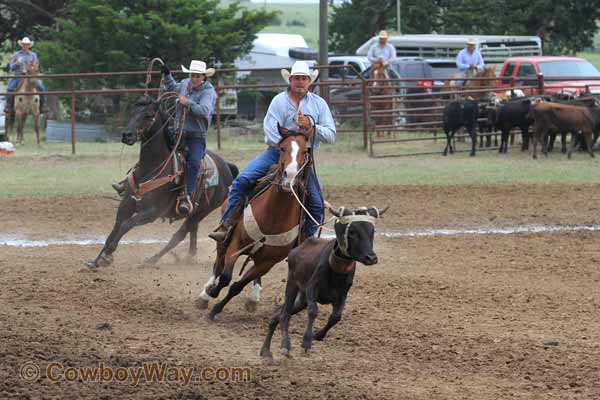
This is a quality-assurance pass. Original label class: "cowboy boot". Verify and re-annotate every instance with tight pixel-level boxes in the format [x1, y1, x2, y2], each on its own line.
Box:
[208, 221, 232, 242]
[112, 181, 126, 196]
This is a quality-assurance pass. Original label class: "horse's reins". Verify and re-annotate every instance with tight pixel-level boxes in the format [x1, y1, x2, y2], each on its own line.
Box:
[287, 115, 336, 232]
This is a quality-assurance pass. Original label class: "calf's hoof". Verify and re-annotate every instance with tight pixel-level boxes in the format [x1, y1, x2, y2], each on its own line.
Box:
[85, 260, 99, 269]
[313, 331, 326, 341]
[281, 348, 290, 358]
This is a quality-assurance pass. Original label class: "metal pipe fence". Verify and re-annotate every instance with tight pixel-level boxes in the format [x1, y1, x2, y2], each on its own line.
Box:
[1, 67, 599, 158]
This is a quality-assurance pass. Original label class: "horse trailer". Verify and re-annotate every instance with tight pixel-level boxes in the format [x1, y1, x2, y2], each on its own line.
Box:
[355, 34, 543, 72]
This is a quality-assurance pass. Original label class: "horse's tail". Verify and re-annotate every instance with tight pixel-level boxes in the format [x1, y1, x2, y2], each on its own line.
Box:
[227, 162, 239, 180]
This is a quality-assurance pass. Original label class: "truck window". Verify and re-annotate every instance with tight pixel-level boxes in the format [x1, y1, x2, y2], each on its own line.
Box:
[517, 63, 537, 86]
[329, 61, 344, 79]
[347, 62, 361, 78]
[501, 63, 516, 84]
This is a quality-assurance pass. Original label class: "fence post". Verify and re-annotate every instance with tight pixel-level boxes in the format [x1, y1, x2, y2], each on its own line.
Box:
[70, 81, 76, 155]
[537, 73, 544, 95]
[362, 80, 369, 149]
[215, 70, 222, 150]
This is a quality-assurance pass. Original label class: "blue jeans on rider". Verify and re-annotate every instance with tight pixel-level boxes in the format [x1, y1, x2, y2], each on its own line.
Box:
[185, 135, 206, 197]
[221, 146, 324, 237]
[6, 79, 46, 107]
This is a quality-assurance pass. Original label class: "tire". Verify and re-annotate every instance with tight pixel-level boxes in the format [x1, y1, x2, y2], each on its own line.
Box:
[288, 47, 318, 60]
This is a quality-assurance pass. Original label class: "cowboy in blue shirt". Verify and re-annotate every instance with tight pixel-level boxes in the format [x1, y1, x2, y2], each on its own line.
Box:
[209, 61, 336, 242]
[455, 38, 485, 86]
[161, 60, 217, 215]
[6, 37, 47, 114]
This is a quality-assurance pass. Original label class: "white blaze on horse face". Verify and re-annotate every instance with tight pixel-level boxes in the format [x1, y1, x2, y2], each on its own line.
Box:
[283, 140, 300, 186]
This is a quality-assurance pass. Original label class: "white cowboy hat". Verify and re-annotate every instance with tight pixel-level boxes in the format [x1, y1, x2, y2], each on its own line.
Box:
[18, 37, 34, 47]
[281, 61, 319, 84]
[466, 38, 476, 46]
[378, 30, 388, 39]
[181, 60, 215, 77]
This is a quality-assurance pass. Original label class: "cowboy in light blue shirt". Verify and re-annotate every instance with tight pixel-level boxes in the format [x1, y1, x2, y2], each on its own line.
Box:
[367, 30, 396, 68]
[162, 60, 217, 215]
[209, 61, 336, 242]
[456, 39, 485, 85]
[6, 37, 46, 113]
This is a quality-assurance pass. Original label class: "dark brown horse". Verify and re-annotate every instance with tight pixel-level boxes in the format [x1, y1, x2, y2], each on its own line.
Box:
[86, 95, 238, 269]
[199, 127, 312, 320]
[370, 63, 396, 138]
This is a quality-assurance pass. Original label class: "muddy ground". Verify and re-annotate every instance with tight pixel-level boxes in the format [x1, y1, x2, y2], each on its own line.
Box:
[1, 184, 600, 399]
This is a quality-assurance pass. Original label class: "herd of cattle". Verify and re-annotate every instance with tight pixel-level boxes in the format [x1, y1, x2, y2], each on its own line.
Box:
[442, 92, 600, 159]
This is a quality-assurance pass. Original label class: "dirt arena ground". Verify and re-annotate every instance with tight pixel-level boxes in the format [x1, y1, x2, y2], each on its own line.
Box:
[2, 184, 600, 399]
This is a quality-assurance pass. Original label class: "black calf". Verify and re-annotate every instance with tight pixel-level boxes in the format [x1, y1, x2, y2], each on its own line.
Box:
[260, 206, 387, 359]
[443, 100, 478, 156]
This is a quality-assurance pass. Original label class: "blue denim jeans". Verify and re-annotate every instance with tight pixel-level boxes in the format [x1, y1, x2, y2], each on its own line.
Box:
[185, 135, 206, 196]
[221, 146, 323, 237]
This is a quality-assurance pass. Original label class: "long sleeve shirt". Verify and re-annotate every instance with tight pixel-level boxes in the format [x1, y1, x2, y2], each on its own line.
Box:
[164, 75, 217, 138]
[9, 50, 38, 77]
[263, 91, 336, 148]
[455, 48, 485, 72]
[367, 43, 396, 65]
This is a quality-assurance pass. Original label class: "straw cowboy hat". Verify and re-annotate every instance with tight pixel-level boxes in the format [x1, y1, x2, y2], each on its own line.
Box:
[18, 37, 34, 47]
[281, 61, 319, 84]
[466, 38, 476, 46]
[181, 60, 215, 77]
[378, 30, 388, 39]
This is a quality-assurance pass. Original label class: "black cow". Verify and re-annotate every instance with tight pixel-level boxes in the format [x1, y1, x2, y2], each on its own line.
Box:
[260, 206, 387, 359]
[489, 98, 534, 153]
[443, 99, 479, 156]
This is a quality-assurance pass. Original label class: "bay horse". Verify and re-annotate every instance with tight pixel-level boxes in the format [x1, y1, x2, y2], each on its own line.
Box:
[11, 62, 41, 145]
[370, 63, 395, 138]
[86, 95, 238, 269]
[199, 127, 312, 320]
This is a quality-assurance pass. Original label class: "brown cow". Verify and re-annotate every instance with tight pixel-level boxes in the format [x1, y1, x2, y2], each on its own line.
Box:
[530, 102, 596, 159]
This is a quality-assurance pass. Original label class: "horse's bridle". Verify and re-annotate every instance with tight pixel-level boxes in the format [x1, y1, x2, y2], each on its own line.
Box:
[274, 126, 312, 189]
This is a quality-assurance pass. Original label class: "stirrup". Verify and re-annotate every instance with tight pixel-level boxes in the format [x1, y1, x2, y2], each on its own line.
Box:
[208, 224, 230, 242]
[176, 195, 194, 216]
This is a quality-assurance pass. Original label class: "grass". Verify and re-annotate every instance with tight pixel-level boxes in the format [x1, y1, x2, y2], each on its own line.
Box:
[2, 132, 600, 198]
[222, 1, 320, 48]
[578, 52, 600, 70]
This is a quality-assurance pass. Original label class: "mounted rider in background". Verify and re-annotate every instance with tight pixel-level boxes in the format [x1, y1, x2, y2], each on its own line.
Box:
[455, 38, 485, 86]
[367, 30, 396, 71]
[208, 60, 336, 242]
[6, 37, 47, 116]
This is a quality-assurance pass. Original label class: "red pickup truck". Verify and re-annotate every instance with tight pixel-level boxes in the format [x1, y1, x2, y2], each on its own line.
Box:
[498, 56, 600, 95]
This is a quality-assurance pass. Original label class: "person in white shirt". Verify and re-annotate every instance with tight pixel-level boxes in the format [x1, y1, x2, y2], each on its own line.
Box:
[455, 38, 485, 86]
[367, 30, 396, 70]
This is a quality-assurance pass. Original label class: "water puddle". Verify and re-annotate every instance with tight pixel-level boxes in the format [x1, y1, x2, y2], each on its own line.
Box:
[2, 224, 600, 248]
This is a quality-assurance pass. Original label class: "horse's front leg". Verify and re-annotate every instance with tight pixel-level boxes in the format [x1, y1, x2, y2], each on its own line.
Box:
[87, 202, 158, 269]
[34, 112, 40, 145]
[207, 259, 273, 321]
